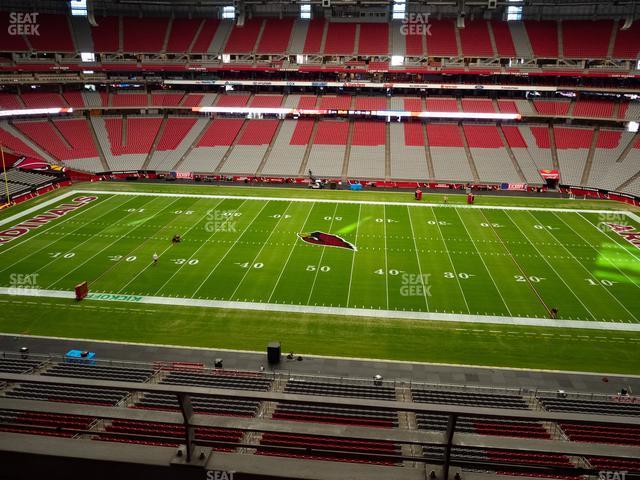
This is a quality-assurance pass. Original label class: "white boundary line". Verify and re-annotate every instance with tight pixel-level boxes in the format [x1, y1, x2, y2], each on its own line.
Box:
[66, 189, 640, 217]
[3, 286, 640, 332]
[0, 190, 77, 227]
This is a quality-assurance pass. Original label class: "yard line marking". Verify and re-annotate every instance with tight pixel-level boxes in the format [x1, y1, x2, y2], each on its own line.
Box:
[5, 286, 640, 332]
[69, 189, 636, 216]
[267, 203, 315, 303]
[0, 193, 120, 262]
[382, 204, 390, 310]
[407, 206, 429, 310]
[306, 203, 339, 305]
[453, 208, 512, 316]
[477, 208, 551, 317]
[26, 196, 155, 277]
[230, 201, 294, 301]
[119, 198, 226, 294]
[528, 211, 638, 323]
[503, 210, 597, 321]
[47, 197, 182, 289]
[577, 212, 640, 263]
[554, 212, 640, 291]
[191, 201, 268, 299]
[151, 199, 233, 295]
[346, 204, 362, 308]
[430, 207, 470, 314]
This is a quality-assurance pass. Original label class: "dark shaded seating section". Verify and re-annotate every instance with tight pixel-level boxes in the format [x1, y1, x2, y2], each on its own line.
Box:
[587, 457, 640, 475]
[132, 369, 271, 417]
[0, 409, 94, 438]
[538, 396, 640, 416]
[273, 402, 398, 428]
[412, 388, 530, 409]
[559, 422, 640, 445]
[94, 419, 243, 451]
[425, 446, 576, 479]
[416, 413, 549, 438]
[284, 379, 396, 400]
[161, 370, 272, 391]
[134, 392, 260, 417]
[5, 382, 130, 405]
[43, 363, 154, 383]
[0, 357, 43, 374]
[257, 432, 402, 466]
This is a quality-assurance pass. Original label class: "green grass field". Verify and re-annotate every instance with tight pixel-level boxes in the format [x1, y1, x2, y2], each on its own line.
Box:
[1, 183, 639, 373]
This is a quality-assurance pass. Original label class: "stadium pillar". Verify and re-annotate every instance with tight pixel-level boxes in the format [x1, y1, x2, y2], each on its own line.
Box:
[442, 414, 458, 480]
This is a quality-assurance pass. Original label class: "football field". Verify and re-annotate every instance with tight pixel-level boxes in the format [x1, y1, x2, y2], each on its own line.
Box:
[1, 188, 639, 327]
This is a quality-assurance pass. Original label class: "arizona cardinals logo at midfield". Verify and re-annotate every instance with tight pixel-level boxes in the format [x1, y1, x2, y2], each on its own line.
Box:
[297, 231, 357, 251]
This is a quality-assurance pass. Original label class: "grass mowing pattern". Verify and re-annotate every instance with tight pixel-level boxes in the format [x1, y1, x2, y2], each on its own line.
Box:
[1, 191, 639, 323]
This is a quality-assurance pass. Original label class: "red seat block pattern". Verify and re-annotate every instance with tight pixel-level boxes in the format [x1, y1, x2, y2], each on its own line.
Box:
[562, 20, 612, 59]
[358, 23, 389, 55]
[426, 124, 464, 147]
[190, 20, 219, 53]
[256, 19, 293, 54]
[313, 122, 349, 145]
[166, 19, 202, 53]
[459, 21, 493, 57]
[236, 120, 279, 145]
[351, 121, 385, 146]
[303, 20, 324, 54]
[91, 16, 120, 52]
[122, 17, 169, 52]
[224, 19, 262, 54]
[491, 21, 516, 57]
[463, 125, 503, 148]
[324, 23, 356, 55]
[289, 120, 315, 145]
[197, 118, 244, 147]
[28, 14, 75, 52]
[156, 118, 197, 151]
[525, 21, 558, 58]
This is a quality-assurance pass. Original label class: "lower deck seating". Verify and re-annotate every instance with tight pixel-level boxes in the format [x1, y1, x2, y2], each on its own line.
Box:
[0, 410, 95, 438]
[412, 388, 529, 409]
[43, 363, 153, 383]
[416, 413, 549, 438]
[6, 382, 130, 406]
[95, 419, 243, 451]
[135, 392, 260, 417]
[285, 379, 396, 401]
[538, 396, 640, 416]
[273, 402, 398, 428]
[161, 370, 272, 391]
[0, 357, 43, 374]
[559, 422, 640, 445]
[257, 432, 402, 466]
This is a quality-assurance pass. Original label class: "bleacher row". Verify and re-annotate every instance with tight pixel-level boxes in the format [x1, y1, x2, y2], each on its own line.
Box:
[0, 168, 60, 199]
[3, 113, 639, 193]
[0, 356, 639, 474]
[2, 91, 638, 122]
[1, 14, 639, 60]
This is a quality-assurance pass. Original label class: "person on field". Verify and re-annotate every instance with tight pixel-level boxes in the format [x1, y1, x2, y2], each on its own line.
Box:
[152, 253, 159, 265]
